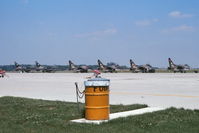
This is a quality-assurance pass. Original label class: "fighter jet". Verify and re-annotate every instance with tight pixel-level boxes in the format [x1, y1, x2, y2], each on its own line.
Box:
[0, 69, 6, 78]
[68, 60, 88, 73]
[129, 59, 155, 73]
[14, 62, 32, 73]
[35, 61, 55, 72]
[97, 59, 118, 73]
[168, 58, 190, 73]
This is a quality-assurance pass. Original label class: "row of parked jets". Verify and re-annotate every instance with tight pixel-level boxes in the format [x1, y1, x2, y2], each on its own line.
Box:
[9, 58, 197, 74]
[0, 58, 196, 78]
[69, 58, 196, 73]
[14, 61, 55, 73]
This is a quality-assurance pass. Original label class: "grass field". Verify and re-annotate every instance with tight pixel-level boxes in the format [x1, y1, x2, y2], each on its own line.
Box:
[0, 97, 199, 133]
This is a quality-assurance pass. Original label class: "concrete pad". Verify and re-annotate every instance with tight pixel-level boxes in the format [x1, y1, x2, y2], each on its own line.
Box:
[0, 73, 199, 109]
[70, 107, 165, 124]
[71, 118, 108, 124]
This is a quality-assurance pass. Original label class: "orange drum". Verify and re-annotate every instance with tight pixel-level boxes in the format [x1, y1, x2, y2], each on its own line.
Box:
[84, 78, 110, 120]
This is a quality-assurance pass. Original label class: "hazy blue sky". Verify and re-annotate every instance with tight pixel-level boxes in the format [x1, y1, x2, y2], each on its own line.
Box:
[0, 0, 199, 67]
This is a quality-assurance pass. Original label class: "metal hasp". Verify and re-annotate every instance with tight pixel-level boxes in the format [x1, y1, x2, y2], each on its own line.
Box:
[84, 77, 110, 120]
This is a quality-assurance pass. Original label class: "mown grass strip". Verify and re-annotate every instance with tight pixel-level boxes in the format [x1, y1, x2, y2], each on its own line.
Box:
[0, 96, 198, 133]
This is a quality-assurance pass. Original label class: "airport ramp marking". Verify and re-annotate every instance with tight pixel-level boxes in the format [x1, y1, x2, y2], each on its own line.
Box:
[111, 92, 199, 98]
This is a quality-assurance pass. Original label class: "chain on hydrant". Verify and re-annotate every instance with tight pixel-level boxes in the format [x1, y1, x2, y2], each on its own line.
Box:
[75, 82, 85, 113]
[74, 70, 102, 114]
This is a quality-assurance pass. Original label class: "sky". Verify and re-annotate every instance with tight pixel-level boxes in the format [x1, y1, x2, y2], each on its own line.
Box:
[0, 0, 199, 67]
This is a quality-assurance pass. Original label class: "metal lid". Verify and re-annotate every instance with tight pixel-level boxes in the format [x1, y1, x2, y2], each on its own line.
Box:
[87, 77, 110, 81]
[84, 77, 110, 86]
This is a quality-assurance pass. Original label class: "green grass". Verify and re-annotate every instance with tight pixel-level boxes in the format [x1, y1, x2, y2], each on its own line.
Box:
[0, 96, 199, 133]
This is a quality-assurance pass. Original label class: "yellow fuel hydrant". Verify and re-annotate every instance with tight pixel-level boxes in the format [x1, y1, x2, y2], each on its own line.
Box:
[84, 74, 110, 120]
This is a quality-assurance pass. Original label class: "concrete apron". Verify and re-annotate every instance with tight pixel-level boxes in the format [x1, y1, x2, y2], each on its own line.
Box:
[70, 107, 166, 124]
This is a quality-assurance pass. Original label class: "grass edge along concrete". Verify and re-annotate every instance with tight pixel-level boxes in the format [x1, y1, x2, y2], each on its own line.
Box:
[0, 96, 199, 133]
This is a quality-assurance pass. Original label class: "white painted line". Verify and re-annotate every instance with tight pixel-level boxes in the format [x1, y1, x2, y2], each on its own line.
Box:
[70, 107, 165, 124]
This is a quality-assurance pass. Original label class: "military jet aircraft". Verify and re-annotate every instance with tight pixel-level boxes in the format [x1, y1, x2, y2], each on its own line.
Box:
[14, 62, 32, 73]
[97, 59, 118, 73]
[129, 59, 155, 73]
[35, 61, 55, 72]
[0, 69, 6, 78]
[68, 60, 88, 73]
[168, 58, 190, 73]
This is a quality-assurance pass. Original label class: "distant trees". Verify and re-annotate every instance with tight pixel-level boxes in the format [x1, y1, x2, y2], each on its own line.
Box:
[0, 65, 15, 71]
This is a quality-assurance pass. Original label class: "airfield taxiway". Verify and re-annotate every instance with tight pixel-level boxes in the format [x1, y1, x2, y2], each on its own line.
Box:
[0, 73, 199, 109]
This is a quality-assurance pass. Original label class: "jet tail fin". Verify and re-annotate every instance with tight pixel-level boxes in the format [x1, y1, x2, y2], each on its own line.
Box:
[68, 60, 76, 70]
[168, 58, 175, 68]
[35, 61, 41, 67]
[97, 59, 105, 70]
[14, 62, 20, 67]
[130, 59, 137, 69]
